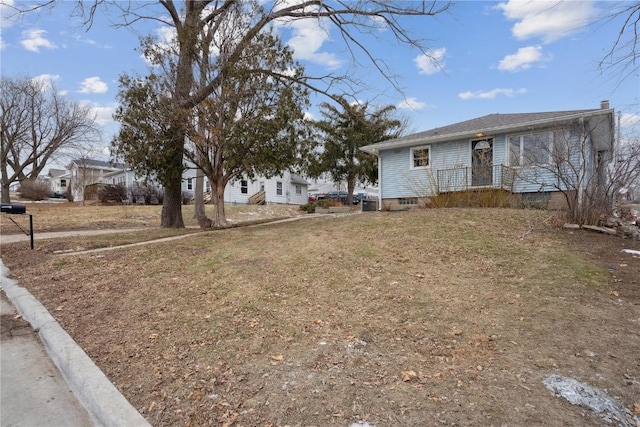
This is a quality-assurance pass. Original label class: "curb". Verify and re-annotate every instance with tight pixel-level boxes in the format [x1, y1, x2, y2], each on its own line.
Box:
[0, 261, 150, 427]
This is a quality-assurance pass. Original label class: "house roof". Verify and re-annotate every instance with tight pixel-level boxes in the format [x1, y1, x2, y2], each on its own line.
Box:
[47, 168, 67, 178]
[290, 174, 310, 185]
[68, 158, 128, 170]
[361, 108, 613, 154]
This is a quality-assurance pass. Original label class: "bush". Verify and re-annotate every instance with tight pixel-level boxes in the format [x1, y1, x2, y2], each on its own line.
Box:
[316, 198, 340, 208]
[299, 203, 316, 213]
[182, 191, 194, 205]
[98, 184, 127, 204]
[18, 179, 50, 201]
[131, 184, 162, 204]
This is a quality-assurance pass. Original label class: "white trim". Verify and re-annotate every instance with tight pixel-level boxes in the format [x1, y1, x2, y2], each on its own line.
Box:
[410, 145, 431, 170]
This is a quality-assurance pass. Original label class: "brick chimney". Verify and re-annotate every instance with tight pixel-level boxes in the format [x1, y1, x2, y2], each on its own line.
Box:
[601, 100, 610, 109]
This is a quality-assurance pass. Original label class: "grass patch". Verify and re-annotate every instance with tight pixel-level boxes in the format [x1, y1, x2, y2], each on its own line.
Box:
[1, 208, 638, 426]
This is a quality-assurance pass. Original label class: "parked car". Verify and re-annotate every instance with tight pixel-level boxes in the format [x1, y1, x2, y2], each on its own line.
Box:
[326, 190, 349, 204]
[353, 192, 369, 204]
[49, 191, 67, 199]
[308, 193, 326, 203]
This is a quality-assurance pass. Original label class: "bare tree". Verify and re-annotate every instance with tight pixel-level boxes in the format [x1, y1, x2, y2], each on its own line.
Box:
[598, 1, 640, 87]
[0, 76, 100, 203]
[513, 114, 640, 225]
[11, 0, 450, 226]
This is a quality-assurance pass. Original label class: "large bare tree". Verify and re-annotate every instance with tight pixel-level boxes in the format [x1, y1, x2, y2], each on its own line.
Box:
[9, 0, 451, 226]
[0, 76, 100, 203]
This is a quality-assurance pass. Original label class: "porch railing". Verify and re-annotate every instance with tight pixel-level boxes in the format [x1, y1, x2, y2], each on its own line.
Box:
[436, 164, 516, 193]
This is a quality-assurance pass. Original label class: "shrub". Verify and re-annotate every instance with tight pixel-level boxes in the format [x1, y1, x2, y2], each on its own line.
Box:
[182, 191, 194, 205]
[98, 184, 127, 204]
[131, 184, 162, 204]
[18, 179, 50, 201]
[316, 198, 340, 208]
[299, 203, 316, 213]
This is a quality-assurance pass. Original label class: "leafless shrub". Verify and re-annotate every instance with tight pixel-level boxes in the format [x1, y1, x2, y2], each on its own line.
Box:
[18, 179, 50, 201]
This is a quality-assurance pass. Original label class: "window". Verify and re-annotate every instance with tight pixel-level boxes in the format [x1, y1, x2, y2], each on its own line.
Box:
[411, 146, 430, 169]
[205, 179, 210, 192]
[276, 181, 283, 195]
[241, 180, 248, 194]
[60, 179, 67, 188]
[187, 178, 193, 190]
[508, 131, 552, 166]
[295, 184, 302, 195]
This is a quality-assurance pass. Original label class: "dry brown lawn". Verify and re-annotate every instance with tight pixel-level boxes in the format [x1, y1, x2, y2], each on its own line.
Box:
[1, 206, 639, 426]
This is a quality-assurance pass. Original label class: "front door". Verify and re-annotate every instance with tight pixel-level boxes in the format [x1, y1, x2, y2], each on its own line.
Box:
[472, 138, 493, 186]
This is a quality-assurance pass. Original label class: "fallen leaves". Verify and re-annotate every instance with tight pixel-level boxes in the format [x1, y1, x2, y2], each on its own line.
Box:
[401, 370, 417, 382]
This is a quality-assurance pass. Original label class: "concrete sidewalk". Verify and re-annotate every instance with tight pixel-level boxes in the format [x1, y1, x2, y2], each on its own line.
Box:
[1, 261, 150, 427]
[1, 293, 93, 426]
[0, 228, 149, 245]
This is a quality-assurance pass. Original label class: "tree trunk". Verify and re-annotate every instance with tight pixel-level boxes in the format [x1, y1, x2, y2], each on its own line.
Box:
[211, 180, 229, 228]
[193, 168, 211, 228]
[346, 178, 355, 205]
[1, 181, 10, 203]
[161, 180, 185, 228]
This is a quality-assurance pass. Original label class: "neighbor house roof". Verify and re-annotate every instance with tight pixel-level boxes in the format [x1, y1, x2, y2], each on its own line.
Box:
[361, 108, 613, 154]
[47, 168, 68, 178]
[68, 159, 128, 170]
[290, 174, 310, 185]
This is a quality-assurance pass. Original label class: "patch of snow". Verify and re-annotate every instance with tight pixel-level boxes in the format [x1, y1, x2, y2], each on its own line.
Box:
[622, 249, 640, 256]
[350, 423, 375, 427]
[543, 374, 639, 427]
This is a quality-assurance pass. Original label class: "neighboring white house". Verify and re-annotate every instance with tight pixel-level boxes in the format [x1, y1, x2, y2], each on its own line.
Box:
[46, 168, 71, 195]
[67, 159, 127, 201]
[182, 167, 309, 205]
[59, 158, 310, 205]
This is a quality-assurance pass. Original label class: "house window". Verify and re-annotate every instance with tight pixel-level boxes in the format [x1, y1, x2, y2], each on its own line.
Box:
[410, 146, 430, 169]
[295, 184, 302, 195]
[276, 181, 283, 196]
[399, 198, 418, 205]
[241, 180, 248, 194]
[187, 178, 193, 190]
[60, 179, 67, 188]
[508, 131, 552, 166]
[205, 180, 210, 192]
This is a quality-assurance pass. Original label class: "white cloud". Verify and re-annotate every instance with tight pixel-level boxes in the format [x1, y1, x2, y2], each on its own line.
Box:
[498, 45, 551, 72]
[79, 77, 108, 94]
[414, 48, 446, 75]
[21, 29, 57, 52]
[91, 104, 117, 126]
[458, 88, 527, 100]
[272, 0, 341, 69]
[497, 0, 599, 43]
[396, 97, 431, 111]
[31, 74, 60, 90]
[303, 111, 316, 121]
[285, 19, 341, 69]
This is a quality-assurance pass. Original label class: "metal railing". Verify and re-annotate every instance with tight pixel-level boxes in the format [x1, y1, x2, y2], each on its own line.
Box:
[436, 165, 516, 193]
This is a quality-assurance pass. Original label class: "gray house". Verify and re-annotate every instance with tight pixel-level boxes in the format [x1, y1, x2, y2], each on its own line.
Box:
[361, 102, 615, 210]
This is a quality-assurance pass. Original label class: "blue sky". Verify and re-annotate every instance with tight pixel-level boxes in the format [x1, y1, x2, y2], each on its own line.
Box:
[1, 0, 639, 166]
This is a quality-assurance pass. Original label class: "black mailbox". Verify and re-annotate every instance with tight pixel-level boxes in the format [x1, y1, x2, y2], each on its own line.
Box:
[1, 203, 27, 214]
[1, 203, 33, 249]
